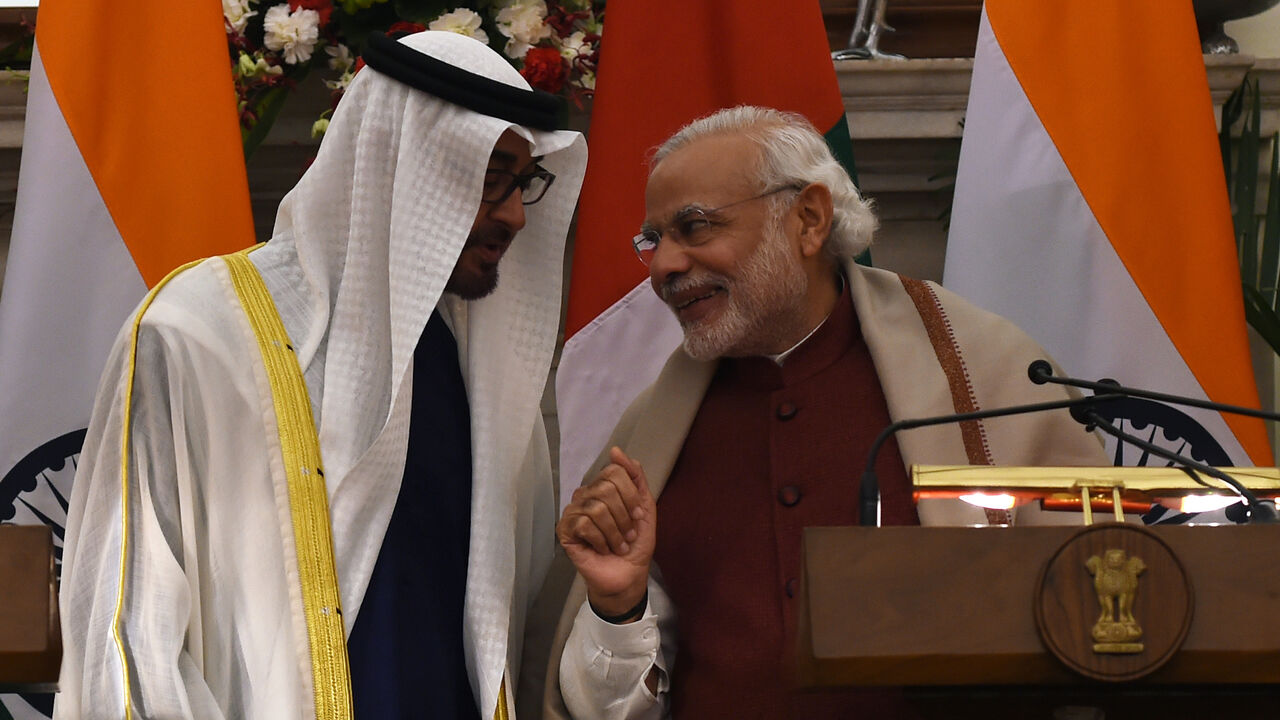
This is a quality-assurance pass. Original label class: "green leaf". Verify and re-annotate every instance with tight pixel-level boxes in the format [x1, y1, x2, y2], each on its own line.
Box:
[1236, 79, 1261, 285]
[1259, 133, 1280, 307]
[331, 3, 403, 53]
[1242, 283, 1280, 356]
[1221, 79, 1245, 190]
[242, 85, 291, 161]
[1264, 132, 1280, 309]
[393, 0, 455, 23]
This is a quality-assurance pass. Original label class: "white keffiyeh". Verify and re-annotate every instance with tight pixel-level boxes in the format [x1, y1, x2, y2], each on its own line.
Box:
[252, 30, 586, 716]
[57, 31, 585, 720]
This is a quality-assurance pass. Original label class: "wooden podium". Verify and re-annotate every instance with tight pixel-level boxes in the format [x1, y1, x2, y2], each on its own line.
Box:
[798, 524, 1280, 717]
[797, 466, 1280, 717]
[0, 524, 61, 693]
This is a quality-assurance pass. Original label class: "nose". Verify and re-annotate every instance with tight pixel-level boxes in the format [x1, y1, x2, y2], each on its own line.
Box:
[488, 186, 527, 233]
[647, 235, 693, 291]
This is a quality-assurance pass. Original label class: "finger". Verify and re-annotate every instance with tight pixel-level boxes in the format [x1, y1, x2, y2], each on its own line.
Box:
[560, 514, 615, 556]
[610, 447, 654, 510]
[581, 496, 633, 553]
[563, 480, 634, 554]
[574, 464, 642, 536]
[575, 460, 643, 508]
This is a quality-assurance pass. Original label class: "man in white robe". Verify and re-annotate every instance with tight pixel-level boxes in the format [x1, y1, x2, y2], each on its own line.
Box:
[540, 107, 1107, 719]
[55, 31, 586, 720]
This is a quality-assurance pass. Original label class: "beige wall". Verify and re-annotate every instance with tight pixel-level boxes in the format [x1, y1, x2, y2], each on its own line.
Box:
[1226, 5, 1280, 58]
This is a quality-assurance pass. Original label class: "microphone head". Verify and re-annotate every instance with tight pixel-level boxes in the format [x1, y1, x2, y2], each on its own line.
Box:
[1028, 359, 1053, 384]
[1069, 404, 1098, 429]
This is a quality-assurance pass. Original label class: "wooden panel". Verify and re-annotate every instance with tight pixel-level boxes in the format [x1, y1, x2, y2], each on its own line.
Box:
[798, 524, 1280, 688]
[0, 524, 61, 687]
[798, 525, 1077, 686]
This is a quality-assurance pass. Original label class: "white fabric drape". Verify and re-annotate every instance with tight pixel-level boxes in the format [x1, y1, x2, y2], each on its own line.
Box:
[57, 31, 586, 720]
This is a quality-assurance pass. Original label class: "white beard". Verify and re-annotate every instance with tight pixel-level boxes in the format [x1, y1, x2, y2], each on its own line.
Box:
[671, 224, 809, 361]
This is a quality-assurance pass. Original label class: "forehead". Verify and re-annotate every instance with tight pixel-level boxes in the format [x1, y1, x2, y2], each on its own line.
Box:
[488, 129, 535, 169]
[644, 132, 761, 221]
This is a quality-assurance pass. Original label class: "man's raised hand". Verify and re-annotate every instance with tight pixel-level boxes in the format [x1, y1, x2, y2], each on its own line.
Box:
[556, 446, 656, 617]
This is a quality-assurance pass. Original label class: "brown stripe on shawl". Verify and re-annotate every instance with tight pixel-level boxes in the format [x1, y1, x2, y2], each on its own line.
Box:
[898, 277, 1008, 523]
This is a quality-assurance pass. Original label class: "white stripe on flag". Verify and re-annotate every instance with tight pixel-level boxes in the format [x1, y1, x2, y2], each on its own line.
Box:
[555, 280, 682, 510]
[943, 10, 1249, 465]
[0, 45, 145, 478]
[0, 46, 145, 720]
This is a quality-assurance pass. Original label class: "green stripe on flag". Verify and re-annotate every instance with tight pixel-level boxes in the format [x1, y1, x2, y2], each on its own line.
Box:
[824, 114, 859, 187]
[824, 115, 872, 266]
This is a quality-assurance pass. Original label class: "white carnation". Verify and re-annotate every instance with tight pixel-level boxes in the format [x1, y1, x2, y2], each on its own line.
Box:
[429, 8, 490, 45]
[494, 0, 551, 59]
[222, 0, 257, 34]
[324, 71, 354, 92]
[263, 4, 321, 65]
[326, 43, 355, 73]
[557, 30, 592, 62]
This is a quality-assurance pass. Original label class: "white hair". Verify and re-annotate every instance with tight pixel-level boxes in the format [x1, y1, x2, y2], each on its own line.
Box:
[651, 105, 877, 259]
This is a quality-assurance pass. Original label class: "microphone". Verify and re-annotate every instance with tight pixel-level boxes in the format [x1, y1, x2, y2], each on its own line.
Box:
[1028, 359, 1280, 422]
[1028, 360, 1280, 523]
[859, 392, 1123, 527]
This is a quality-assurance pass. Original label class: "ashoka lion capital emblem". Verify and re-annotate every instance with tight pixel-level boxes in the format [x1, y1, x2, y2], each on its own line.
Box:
[1086, 548, 1146, 654]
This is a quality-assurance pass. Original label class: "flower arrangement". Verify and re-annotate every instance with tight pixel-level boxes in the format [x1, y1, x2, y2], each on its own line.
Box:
[224, 0, 603, 157]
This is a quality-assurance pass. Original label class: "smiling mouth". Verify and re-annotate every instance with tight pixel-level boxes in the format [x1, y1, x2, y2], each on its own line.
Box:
[675, 288, 721, 310]
[472, 238, 511, 264]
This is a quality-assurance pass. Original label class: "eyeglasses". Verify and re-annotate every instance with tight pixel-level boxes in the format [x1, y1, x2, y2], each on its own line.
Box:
[482, 165, 557, 206]
[631, 184, 803, 265]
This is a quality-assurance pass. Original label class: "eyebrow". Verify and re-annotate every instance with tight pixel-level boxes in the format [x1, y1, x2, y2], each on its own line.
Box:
[486, 153, 545, 172]
[640, 204, 712, 233]
[489, 149, 518, 165]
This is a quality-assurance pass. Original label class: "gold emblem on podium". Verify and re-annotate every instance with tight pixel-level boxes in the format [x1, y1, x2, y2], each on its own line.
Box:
[1036, 524, 1191, 681]
[1086, 548, 1146, 654]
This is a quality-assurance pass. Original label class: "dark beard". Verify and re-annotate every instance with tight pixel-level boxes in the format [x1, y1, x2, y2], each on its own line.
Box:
[445, 225, 512, 300]
[445, 263, 499, 300]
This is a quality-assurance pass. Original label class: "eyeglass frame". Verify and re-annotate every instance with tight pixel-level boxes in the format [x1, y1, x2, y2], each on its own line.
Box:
[631, 183, 805, 265]
[481, 165, 557, 206]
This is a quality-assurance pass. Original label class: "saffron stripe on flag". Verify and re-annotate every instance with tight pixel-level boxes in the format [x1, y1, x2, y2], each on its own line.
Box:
[944, 2, 1269, 471]
[0, 1, 253, 715]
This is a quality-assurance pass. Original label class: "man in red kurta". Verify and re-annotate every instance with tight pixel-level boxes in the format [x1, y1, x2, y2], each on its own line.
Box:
[543, 106, 1106, 719]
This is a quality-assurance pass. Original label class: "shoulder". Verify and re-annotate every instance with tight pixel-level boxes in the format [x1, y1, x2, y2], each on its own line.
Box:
[612, 349, 713, 444]
[142, 256, 236, 324]
[125, 255, 255, 371]
[845, 261, 1045, 355]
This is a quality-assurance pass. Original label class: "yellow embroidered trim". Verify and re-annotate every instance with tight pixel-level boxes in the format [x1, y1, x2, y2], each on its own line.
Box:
[495, 677, 509, 720]
[223, 250, 353, 718]
[115, 256, 211, 720]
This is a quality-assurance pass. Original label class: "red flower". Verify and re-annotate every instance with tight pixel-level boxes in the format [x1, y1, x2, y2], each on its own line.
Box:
[388, 21, 427, 35]
[289, 0, 334, 27]
[546, 8, 591, 38]
[520, 46, 566, 94]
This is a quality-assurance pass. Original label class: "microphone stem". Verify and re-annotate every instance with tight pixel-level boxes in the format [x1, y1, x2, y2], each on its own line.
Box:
[859, 393, 1123, 527]
[1038, 375, 1280, 422]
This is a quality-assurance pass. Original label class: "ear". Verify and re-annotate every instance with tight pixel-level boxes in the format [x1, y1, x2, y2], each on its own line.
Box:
[792, 183, 834, 259]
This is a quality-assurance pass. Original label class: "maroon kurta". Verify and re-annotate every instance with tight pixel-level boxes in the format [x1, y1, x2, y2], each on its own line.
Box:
[653, 286, 921, 719]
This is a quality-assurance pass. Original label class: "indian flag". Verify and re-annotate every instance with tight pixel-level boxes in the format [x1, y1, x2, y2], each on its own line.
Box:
[943, 1, 1272, 479]
[556, 0, 854, 507]
[0, 2, 252, 717]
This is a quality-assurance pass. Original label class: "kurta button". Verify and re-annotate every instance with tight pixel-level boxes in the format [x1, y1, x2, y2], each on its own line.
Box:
[778, 485, 802, 507]
[785, 578, 798, 598]
[776, 402, 798, 420]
